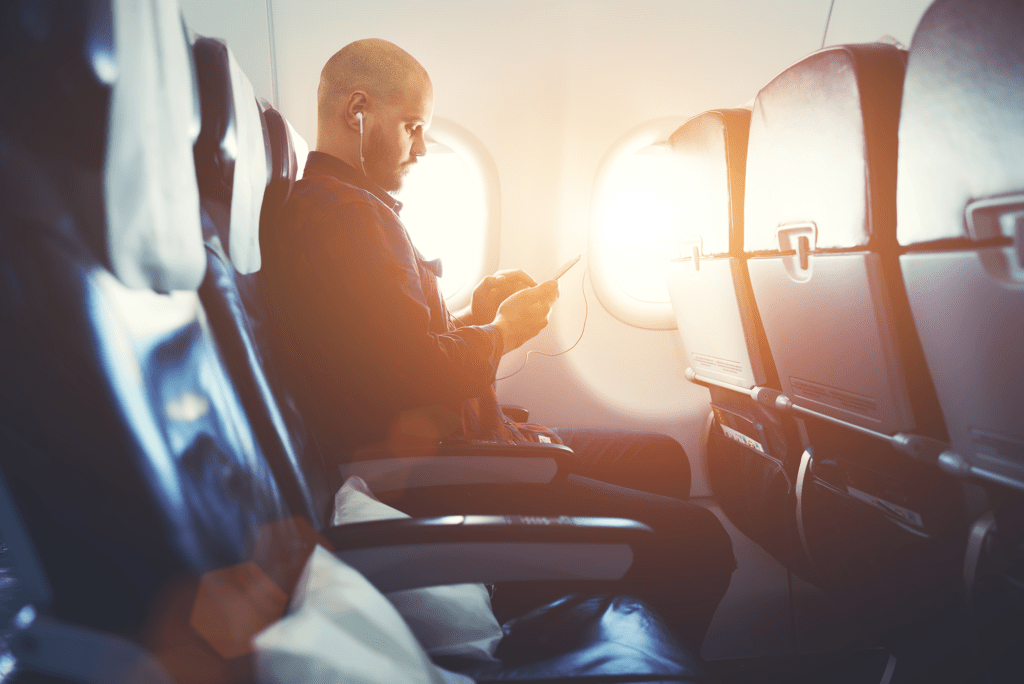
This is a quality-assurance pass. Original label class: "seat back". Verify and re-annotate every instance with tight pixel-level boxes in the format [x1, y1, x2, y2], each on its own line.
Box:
[665, 109, 814, 576]
[260, 102, 302, 233]
[898, 0, 1024, 491]
[744, 44, 924, 435]
[738, 44, 975, 615]
[666, 108, 772, 389]
[0, 0, 309, 655]
[192, 36, 335, 527]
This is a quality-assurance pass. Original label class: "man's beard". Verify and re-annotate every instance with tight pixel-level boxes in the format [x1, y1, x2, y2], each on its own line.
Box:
[364, 127, 412, 193]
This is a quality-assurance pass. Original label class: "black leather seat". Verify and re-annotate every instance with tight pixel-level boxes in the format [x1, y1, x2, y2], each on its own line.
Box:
[192, 35, 334, 527]
[191, 35, 679, 523]
[0, 0, 318, 675]
[186, 35, 713, 684]
[0, 3, 711, 681]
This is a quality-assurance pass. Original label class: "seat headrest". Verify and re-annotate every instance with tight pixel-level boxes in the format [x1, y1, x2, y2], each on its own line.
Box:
[744, 44, 906, 254]
[193, 37, 267, 275]
[259, 103, 297, 240]
[194, 38, 237, 212]
[0, 0, 108, 237]
[669, 108, 751, 257]
[103, 0, 206, 291]
[897, 0, 1024, 246]
[0, 0, 114, 170]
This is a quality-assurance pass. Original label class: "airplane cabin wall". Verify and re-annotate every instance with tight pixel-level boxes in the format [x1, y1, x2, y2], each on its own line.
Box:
[181, 0, 935, 497]
[181, 0, 276, 104]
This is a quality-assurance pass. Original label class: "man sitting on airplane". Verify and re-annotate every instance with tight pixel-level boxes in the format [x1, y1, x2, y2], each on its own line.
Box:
[258, 38, 734, 647]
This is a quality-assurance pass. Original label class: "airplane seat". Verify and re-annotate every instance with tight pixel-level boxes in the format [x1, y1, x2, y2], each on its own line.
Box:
[665, 109, 810, 579]
[0, 4, 711, 682]
[897, 0, 1024, 611]
[258, 103, 300, 233]
[0, 0, 315, 676]
[744, 42, 926, 437]
[897, 0, 1024, 496]
[184, 40, 587, 511]
[188, 36, 573, 523]
[192, 35, 335, 525]
[742, 43, 968, 617]
[180, 33, 714, 684]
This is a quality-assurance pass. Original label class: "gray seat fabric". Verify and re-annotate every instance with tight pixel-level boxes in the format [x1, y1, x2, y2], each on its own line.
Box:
[897, 0, 1024, 492]
[666, 108, 764, 390]
[742, 43, 940, 437]
[665, 109, 811, 579]
[736, 42, 969, 624]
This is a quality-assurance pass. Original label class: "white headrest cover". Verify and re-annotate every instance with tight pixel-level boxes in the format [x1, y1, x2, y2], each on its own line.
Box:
[104, 0, 206, 292]
[227, 49, 268, 275]
[286, 117, 310, 181]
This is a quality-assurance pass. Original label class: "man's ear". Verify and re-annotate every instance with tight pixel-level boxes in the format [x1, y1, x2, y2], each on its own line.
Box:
[345, 91, 369, 131]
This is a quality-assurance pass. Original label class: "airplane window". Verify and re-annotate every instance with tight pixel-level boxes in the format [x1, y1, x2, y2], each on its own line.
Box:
[590, 117, 688, 330]
[596, 144, 688, 302]
[396, 118, 498, 306]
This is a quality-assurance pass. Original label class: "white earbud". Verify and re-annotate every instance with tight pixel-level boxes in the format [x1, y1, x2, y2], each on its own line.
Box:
[356, 111, 366, 176]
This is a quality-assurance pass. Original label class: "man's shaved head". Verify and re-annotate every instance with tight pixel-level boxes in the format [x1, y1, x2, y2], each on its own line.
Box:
[317, 38, 430, 129]
[315, 39, 433, 191]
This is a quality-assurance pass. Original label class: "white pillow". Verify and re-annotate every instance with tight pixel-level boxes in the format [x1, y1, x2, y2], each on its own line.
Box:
[254, 545, 473, 684]
[332, 477, 504, 661]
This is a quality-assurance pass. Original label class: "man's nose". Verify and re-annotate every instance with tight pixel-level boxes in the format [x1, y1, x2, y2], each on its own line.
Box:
[411, 133, 427, 158]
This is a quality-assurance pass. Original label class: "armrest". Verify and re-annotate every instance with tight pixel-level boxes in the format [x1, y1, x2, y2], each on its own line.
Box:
[340, 441, 575, 493]
[324, 515, 653, 592]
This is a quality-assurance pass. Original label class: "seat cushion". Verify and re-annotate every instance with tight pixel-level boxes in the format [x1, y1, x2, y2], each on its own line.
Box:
[437, 594, 711, 683]
[255, 545, 473, 684]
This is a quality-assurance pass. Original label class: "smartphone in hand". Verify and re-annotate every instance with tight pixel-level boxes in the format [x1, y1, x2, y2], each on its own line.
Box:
[552, 254, 582, 280]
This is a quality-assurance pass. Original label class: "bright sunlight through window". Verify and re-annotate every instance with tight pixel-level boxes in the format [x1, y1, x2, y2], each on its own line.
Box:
[594, 144, 689, 304]
[589, 117, 689, 329]
[397, 142, 488, 302]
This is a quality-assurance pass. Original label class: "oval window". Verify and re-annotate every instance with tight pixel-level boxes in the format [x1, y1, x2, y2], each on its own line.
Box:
[590, 117, 689, 329]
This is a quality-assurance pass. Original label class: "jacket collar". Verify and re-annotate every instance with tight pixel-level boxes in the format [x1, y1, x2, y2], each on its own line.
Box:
[303, 151, 403, 214]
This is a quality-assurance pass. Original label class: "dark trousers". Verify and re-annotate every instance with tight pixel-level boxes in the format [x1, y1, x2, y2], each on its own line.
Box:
[391, 428, 735, 649]
[551, 427, 693, 500]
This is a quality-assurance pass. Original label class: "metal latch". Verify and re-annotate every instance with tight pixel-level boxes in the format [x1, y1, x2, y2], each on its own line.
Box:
[965, 195, 1024, 280]
[1002, 211, 1024, 270]
[673, 237, 703, 273]
[776, 223, 816, 282]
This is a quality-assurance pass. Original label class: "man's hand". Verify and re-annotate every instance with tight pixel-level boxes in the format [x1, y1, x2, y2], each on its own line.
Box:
[492, 280, 560, 353]
[463, 270, 537, 326]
